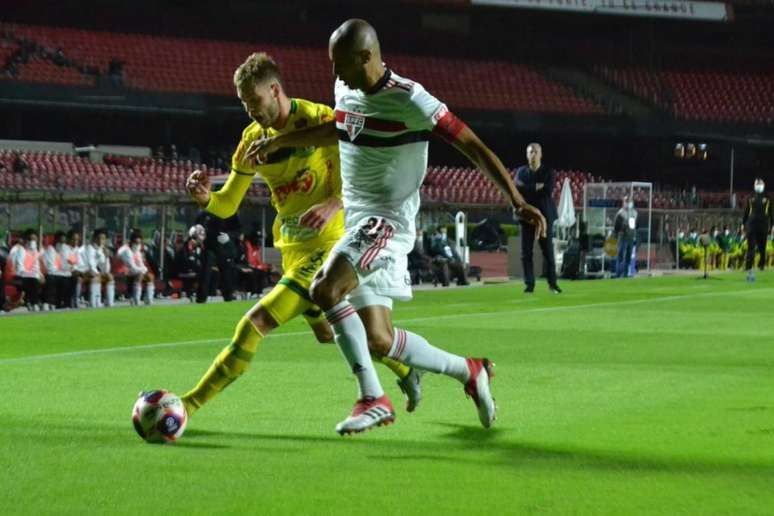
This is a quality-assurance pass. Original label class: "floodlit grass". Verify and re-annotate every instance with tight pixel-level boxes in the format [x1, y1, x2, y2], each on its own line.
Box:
[2, 273, 773, 515]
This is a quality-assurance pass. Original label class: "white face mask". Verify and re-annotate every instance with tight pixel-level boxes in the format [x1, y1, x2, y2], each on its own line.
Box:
[678, 232, 685, 239]
[131, 244, 140, 252]
[724, 229, 730, 236]
[626, 202, 634, 209]
[55, 242, 64, 251]
[690, 232, 698, 239]
[27, 241, 37, 252]
[755, 183, 765, 193]
[713, 230, 719, 237]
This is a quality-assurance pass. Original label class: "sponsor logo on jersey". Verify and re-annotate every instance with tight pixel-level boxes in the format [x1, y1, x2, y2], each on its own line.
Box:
[274, 167, 316, 203]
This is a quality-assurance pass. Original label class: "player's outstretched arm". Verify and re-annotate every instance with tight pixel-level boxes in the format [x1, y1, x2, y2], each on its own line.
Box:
[245, 121, 338, 165]
[299, 196, 343, 231]
[449, 125, 547, 238]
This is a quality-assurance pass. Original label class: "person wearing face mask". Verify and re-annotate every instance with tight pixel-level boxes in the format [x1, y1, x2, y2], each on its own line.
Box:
[613, 196, 638, 278]
[117, 231, 155, 305]
[62, 229, 86, 308]
[175, 224, 206, 300]
[707, 226, 722, 270]
[84, 228, 115, 308]
[742, 178, 773, 281]
[677, 229, 699, 269]
[515, 142, 560, 293]
[41, 231, 72, 310]
[12, 228, 43, 311]
[717, 226, 734, 271]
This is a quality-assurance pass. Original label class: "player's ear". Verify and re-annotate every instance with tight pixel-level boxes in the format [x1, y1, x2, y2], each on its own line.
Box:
[358, 49, 371, 65]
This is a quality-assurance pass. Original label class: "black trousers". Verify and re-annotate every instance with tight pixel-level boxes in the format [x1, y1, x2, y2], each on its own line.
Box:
[20, 277, 42, 306]
[521, 222, 557, 288]
[196, 250, 217, 303]
[44, 275, 70, 308]
[745, 225, 769, 271]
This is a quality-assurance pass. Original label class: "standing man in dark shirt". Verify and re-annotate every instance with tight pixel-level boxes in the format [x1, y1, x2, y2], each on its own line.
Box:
[743, 177, 773, 282]
[515, 143, 560, 293]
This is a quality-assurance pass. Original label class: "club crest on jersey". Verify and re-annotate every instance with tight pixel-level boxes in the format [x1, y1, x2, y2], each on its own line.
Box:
[344, 112, 365, 141]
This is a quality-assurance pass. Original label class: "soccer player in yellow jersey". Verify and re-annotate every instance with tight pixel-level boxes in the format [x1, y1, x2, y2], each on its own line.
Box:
[179, 52, 421, 420]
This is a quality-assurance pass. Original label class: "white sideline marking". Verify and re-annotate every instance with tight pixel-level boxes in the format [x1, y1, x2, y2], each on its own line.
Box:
[0, 287, 770, 366]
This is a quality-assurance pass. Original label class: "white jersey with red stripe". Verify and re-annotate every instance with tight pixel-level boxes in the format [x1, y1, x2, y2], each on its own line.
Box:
[117, 244, 148, 275]
[13, 246, 41, 279]
[42, 245, 70, 277]
[334, 69, 450, 239]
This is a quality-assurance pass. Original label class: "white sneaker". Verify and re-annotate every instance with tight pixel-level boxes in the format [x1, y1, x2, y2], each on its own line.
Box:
[464, 358, 496, 428]
[396, 368, 424, 412]
[335, 395, 395, 435]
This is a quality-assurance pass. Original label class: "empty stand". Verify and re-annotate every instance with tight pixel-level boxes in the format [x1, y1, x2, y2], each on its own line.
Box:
[0, 23, 604, 115]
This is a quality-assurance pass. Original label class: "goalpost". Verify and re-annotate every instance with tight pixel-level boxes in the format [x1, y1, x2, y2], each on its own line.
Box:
[582, 181, 653, 277]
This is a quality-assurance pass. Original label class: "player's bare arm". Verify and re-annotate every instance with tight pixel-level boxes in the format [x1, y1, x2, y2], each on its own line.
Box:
[299, 196, 343, 231]
[450, 124, 547, 238]
[245, 121, 338, 165]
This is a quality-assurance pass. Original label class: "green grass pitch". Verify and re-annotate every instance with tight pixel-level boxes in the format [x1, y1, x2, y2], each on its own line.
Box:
[2, 273, 774, 515]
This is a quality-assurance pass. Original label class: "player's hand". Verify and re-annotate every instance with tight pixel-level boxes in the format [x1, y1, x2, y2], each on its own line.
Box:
[245, 137, 279, 166]
[299, 198, 342, 231]
[518, 204, 547, 239]
[186, 169, 211, 207]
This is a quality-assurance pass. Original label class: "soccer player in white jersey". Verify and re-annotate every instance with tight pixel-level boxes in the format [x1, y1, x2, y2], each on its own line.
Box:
[248, 19, 546, 435]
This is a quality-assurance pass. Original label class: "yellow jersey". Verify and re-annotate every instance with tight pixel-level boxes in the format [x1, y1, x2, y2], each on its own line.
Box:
[206, 98, 344, 251]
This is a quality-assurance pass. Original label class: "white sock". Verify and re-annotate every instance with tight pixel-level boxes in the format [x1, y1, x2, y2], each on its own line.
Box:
[105, 282, 115, 307]
[325, 301, 384, 399]
[89, 281, 101, 308]
[132, 281, 142, 305]
[73, 278, 82, 307]
[389, 327, 469, 383]
[145, 281, 154, 305]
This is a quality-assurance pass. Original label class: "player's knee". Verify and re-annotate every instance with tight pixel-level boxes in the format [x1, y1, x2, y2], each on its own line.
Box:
[310, 276, 342, 309]
[365, 328, 393, 357]
[246, 306, 277, 336]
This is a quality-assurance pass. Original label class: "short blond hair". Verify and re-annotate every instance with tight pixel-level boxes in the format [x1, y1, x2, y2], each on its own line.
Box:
[233, 52, 282, 91]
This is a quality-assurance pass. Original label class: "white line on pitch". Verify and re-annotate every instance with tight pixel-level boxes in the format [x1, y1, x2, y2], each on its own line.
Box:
[0, 287, 770, 365]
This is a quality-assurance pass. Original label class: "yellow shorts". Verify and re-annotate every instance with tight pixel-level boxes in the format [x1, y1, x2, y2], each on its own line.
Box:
[258, 239, 337, 327]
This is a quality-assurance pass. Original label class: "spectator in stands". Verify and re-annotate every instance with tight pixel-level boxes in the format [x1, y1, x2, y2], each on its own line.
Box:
[12, 153, 29, 174]
[41, 231, 71, 309]
[429, 226, 469, 287]
[117, 231, 155, 305]
[108, 58, 124, 87]
[176, 224, 206, 300]
[613, 196, 638, 278]
[63, 229, 86, 308]
[13, 229, 43, 311]
[515, 142, 560, 293]
[743, 178, 773, 282]
[84, 228, 115, 307]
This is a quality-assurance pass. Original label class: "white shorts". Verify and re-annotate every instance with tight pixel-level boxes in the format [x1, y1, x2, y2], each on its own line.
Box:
[330, 216, 414, 309]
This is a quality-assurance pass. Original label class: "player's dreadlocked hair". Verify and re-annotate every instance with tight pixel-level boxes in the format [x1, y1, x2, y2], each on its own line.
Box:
[233, 52, 282, 90]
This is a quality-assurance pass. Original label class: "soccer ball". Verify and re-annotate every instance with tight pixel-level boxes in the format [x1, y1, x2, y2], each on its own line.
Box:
[132, 390, 188, 444]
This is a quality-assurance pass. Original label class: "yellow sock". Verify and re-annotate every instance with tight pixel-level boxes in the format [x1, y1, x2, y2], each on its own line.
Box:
[378, 355, 411, 379]
[182, 317, 263, 416]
